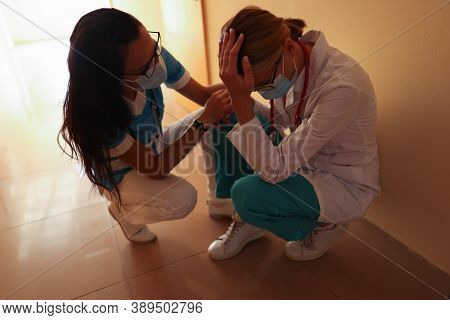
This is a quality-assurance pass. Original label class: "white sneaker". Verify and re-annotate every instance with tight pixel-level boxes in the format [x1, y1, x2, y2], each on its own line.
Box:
[108, 206, 157, 244]
[284, 223, 347, 261]
[207, 197, 234, 219]
[208, 217, 266, 260]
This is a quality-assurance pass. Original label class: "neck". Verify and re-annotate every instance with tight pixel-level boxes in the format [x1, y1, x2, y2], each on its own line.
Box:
[293, 42, 313, 75]
[121, 84, 138, 101]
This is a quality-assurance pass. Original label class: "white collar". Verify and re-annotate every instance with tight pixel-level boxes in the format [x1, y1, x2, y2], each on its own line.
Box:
[299, 30, 329, 80]
[286, 30, 329, 105]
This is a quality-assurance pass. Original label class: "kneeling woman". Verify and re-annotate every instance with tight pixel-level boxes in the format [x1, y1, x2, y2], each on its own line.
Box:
[59, 9, 231, 243]
[208, 6, 380, 261]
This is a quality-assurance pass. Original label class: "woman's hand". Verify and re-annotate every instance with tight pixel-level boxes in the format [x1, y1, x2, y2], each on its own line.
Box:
[219, 29, 254, 97]
[219, 29, 255, 124]
[197, 89, 232, 125]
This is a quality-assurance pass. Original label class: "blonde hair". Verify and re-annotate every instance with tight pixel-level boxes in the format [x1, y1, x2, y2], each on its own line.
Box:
[221, 6, 306, 74]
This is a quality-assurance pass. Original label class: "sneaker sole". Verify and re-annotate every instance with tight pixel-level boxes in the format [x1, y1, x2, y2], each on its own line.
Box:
[108, 209, 157, 245]
[209, 230, 266, 261]
[284, 248, 328, 261]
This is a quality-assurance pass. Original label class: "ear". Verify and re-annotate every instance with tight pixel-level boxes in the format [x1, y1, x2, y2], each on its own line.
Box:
[284, 38, 297, 56]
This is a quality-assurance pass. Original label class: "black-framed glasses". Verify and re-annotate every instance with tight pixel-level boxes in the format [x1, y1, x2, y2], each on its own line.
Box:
[254, 51, 283, 92]
[123, 31, 161, 79]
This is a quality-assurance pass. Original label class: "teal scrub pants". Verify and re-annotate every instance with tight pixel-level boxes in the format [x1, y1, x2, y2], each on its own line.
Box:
[211, 113, 320, 241]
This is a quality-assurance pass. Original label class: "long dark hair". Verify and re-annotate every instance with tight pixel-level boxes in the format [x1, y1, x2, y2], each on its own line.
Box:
[58, 8, 141, 204]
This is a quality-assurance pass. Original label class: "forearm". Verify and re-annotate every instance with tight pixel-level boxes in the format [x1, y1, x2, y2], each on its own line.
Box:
[157, 125, 205, 175]
[230, 95, 255, 125]
[178, 78, 225, 106]
[119, 121, 206, 179]
[226, 117, 292, 184]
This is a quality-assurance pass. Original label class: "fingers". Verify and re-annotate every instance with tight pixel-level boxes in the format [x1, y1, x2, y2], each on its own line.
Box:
[216, 88, 230, 100]
[221, 29, 245, 80]
[219, 32, 228, 70]
[221, 32, 229, 59]
[207, 89, 231, 109]
[211, 88, 230, 102]
[216, 96, 231, 109]
[227, 32, 244, 74]
[242, 56, 255, 90]
[219, 93, 232, 107]
[221, 31, 232, 72]
[218, 28, 252, 97]
[213, 88, 226, 95]
[218, 41, 223, 68]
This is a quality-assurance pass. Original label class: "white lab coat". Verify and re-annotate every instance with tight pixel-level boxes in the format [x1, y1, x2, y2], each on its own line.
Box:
[227, 30, 381, 223]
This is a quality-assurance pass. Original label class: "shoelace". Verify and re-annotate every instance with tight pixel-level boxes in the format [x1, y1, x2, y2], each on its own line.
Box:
[295, 223, 337, 247]
[221, 221, 244, 244]
[296, 231, 315, 247]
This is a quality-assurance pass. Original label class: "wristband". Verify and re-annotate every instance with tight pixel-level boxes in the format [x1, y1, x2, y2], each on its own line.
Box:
[193, 119, 208, 133]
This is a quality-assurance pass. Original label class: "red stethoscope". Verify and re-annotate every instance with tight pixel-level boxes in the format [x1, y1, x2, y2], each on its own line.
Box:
[269, 40, 310, 138]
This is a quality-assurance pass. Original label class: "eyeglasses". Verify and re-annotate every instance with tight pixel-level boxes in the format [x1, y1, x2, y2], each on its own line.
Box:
[254, 51, 283, 92]
[123, 31, 161, 79]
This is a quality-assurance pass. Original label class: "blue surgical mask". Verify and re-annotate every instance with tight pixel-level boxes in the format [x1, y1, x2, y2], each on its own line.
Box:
[258, 53, 297, 100]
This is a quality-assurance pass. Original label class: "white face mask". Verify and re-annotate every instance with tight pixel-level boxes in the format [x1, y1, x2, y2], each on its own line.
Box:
[125, 46, 168, 92]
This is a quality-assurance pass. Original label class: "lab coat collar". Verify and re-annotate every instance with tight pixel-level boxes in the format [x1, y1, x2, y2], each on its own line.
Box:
[277, 30, 329, 131]
[300, 30, 329, 79]
[288, 30, 329, 103]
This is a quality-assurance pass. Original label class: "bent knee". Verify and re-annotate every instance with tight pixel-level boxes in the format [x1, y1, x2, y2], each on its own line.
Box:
[123, 180, 197, 223]
[170, 181, 197, 220]
[231, 175, 263, 217]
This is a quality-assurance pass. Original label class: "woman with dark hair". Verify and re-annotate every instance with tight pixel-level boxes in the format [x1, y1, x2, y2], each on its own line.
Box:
[59, 8, 231, 243]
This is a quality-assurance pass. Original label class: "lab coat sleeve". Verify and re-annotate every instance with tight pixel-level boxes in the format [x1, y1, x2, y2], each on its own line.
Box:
[162, 108, 204, 144]
[227, 86, 359, 184]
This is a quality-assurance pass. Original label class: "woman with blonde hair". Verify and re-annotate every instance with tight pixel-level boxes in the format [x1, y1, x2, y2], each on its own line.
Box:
[207, 6, 380, 261]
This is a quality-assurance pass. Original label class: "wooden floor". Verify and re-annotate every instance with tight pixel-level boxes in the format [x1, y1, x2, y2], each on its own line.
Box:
[0, 86, 448, 299]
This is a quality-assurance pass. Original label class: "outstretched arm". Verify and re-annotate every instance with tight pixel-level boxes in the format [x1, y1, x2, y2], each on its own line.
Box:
[177, 78, 225, 106]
